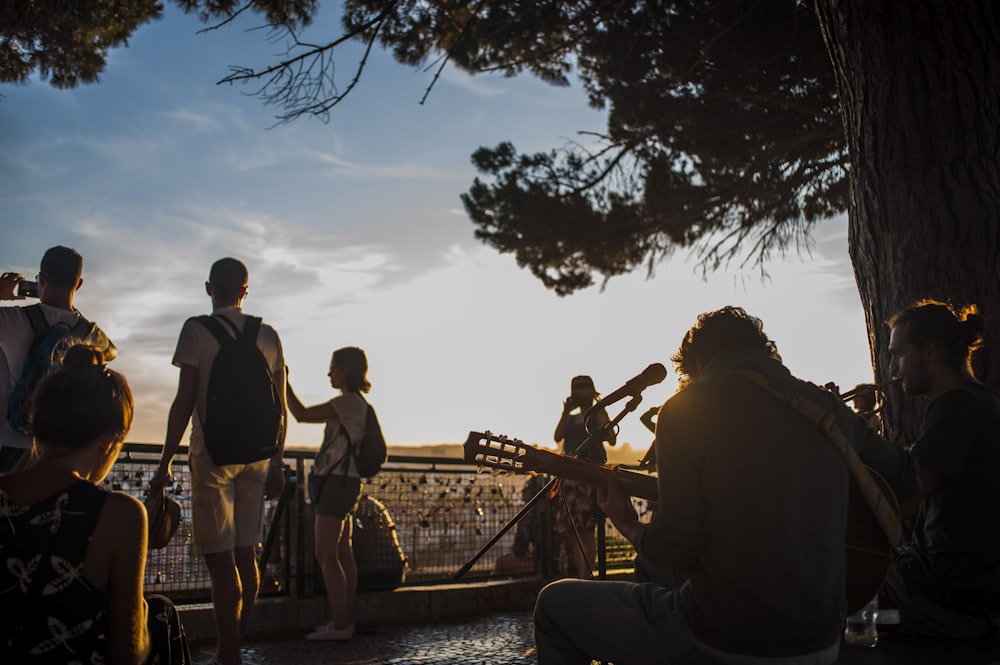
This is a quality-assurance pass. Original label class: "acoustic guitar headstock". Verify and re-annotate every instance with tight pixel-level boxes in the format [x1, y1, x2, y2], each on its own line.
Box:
[463, 431, 547, 474]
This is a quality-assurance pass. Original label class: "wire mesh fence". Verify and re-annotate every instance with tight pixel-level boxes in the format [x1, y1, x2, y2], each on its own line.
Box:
[109, 444, 653, 604]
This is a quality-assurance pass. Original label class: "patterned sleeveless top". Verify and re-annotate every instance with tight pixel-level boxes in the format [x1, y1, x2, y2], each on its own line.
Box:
[0, 480, 111, 663]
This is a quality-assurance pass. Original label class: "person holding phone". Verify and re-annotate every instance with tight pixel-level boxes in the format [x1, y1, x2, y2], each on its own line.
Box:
[0, 246, 117, 472]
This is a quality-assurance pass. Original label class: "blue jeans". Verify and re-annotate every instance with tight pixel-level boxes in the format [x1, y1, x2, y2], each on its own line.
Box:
[533, 579, 705, 665]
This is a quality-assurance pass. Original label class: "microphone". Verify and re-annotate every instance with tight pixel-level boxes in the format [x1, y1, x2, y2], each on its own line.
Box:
[585, 363, 668, 415]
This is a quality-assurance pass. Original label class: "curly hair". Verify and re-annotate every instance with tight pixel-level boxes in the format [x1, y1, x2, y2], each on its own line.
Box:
[888, 300, 984, 371]
[671, 306, 780, 385]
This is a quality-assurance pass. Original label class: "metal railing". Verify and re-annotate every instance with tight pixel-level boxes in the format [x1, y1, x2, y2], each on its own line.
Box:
[109, 444, 652, 604]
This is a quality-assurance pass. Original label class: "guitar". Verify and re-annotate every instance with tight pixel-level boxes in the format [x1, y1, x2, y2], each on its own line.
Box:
[463, 430, 659, 500]
[463, 430, 896, 613]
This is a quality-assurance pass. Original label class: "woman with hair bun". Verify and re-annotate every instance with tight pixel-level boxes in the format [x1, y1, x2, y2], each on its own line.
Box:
[0, 345, 189, 664]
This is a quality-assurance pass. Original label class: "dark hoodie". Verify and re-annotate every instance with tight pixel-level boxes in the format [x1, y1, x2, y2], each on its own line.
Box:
[634, 351, 920, 657]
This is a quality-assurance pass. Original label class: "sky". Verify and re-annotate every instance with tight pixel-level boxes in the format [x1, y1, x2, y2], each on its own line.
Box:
[0, 5, 875, 455]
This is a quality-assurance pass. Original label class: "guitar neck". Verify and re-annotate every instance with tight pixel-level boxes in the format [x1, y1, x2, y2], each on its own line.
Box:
[464, 431, 659, 501]
[545, 454, 660, 501]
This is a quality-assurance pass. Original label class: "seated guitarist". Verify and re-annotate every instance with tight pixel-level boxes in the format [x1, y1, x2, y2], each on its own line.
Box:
[534, 306, 921, 665]
[885, 300, 1000, 640]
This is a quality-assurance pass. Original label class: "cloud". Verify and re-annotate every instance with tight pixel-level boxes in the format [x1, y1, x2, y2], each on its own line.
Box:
[161, 108, 229, 134]
[306, 148, 466, 181]
[439, 67, 509, 98]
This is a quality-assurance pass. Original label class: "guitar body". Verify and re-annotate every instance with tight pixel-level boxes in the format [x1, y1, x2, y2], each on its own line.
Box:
[844, 468, 897, 613]
[464, 431, 897, 614]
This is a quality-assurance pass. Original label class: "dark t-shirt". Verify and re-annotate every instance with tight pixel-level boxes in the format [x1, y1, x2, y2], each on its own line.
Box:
[894, 382, 1000, 615]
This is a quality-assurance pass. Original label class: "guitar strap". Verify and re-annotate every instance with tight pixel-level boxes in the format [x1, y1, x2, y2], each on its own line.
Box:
[725, 370, 903, 551]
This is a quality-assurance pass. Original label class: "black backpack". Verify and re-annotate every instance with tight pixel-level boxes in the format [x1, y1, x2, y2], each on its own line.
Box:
[342, 400, 387, 479]
[195, 315, 283, 466]
[352, 495, 407, 589]
[7, 305, 96, 436]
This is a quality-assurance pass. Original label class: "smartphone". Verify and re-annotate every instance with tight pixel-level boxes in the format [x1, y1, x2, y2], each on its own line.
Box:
[17, 280, 38, 298]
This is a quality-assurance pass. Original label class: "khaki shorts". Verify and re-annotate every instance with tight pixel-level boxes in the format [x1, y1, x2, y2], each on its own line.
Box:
[189, 450, 268, 554]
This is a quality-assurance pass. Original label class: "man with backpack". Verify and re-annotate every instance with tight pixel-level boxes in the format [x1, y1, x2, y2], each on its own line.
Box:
[0, 246, 116, 472]
[150, 257, 286, 665]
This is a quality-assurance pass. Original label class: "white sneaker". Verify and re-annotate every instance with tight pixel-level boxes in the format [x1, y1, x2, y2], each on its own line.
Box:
[306, 622, 355, 641]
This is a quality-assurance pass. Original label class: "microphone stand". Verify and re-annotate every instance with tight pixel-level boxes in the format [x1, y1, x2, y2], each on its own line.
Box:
[452, 394, 645, 581]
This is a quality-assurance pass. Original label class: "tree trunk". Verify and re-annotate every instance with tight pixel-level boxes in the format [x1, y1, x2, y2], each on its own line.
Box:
[815, 0, 1000, 443]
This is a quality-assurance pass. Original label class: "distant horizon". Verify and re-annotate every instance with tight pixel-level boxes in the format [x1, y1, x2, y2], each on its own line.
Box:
[129, 437, 652, 459]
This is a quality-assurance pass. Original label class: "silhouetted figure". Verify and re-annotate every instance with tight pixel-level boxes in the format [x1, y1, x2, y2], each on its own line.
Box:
[885, 300, 1000, 640]
[0, 346, 189, 664]
[534, 306, 920, 664]
[288, 346, 374, 641]
[151, 258, 287, 665]
[0, 246, 116, 472]
[552, 374, 615, 579]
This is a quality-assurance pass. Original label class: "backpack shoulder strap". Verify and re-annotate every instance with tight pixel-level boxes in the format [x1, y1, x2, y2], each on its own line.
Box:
[193, 315, 237, 347]
[334, 396, 368, 478]
[26, 305, 95, 339]
[71, 313, 96, 339]
[241, 316, 262, 344]
[24, 304, 48, 334]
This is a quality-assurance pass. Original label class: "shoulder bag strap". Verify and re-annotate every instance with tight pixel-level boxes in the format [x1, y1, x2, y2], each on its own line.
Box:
[331, 397, 369, 483]
[194, 315, 237, 347]
[725, 370, 903, 550]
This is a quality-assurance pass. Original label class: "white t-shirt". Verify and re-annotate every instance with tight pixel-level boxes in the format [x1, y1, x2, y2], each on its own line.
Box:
[314, 392, 368, 477]
[0, 303, 115, 450]
[172, 306, 285, 457]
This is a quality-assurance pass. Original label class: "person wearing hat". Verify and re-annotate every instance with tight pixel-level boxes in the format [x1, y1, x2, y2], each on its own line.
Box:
[552, 374, 616, 579]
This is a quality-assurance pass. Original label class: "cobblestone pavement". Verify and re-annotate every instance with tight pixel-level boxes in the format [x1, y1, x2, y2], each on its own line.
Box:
[189, 611, 1000, 665]
[191, 612, 537, 665]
